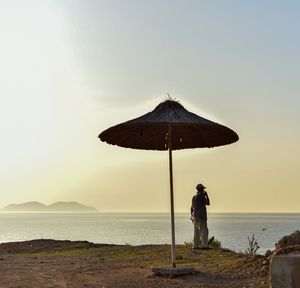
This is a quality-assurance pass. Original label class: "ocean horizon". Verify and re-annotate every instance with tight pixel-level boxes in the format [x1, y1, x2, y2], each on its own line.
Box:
[0, 212, 299, 254]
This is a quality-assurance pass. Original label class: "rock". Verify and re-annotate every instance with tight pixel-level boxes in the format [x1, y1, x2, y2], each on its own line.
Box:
[264, 249, 272, 258]
[262, 259, 269, 265]
[260, 266, 268, 275]
[276, 230, 300, 250]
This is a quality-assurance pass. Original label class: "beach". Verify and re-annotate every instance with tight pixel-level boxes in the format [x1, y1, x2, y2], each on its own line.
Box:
[0, 239, 269, 288]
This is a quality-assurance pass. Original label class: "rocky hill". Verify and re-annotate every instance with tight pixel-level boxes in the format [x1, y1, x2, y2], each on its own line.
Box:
[2, 201, 98, 212]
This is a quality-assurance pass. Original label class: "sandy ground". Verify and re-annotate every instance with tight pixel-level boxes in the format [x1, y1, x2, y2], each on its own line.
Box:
[0, 240, 269, 288]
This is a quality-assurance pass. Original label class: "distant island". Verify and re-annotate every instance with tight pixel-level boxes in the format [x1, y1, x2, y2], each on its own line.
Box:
[1, 201, 98, 212]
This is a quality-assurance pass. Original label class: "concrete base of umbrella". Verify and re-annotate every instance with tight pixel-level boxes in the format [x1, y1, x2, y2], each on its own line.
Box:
[151, 266, 197, 278]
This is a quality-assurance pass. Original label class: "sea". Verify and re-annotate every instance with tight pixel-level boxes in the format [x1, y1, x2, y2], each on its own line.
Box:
[0, 213, 299, 254]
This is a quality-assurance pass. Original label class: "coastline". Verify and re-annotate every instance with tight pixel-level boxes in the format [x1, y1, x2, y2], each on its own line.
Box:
[1, 212, 299, 254]
[0, 239, 270, 288]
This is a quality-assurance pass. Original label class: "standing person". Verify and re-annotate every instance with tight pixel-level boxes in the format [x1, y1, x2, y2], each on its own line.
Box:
[191, 183, 210, 249]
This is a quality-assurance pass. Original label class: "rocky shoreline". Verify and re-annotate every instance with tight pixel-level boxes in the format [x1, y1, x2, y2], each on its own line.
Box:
[1, 231, 299, 287]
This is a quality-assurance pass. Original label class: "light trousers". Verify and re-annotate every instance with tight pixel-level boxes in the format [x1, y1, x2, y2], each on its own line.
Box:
[193, 218, 209, 248]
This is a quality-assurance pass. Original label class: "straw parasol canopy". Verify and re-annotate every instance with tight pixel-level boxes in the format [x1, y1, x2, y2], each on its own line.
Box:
[99, 100, 238, 150]
[99, 99, 239, 269]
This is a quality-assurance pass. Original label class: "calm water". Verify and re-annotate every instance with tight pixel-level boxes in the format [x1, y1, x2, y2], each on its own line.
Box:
[0, 213, 299, 254]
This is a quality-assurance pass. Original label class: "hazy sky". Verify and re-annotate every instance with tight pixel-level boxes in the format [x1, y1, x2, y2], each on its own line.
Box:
[1, 0, 299, 212]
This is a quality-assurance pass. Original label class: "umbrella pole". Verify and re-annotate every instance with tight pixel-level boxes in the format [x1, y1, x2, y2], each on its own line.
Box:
[168, 125, 176, 268]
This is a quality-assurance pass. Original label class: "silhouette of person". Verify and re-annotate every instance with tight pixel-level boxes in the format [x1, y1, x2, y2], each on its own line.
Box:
[191, 183, 210, 249]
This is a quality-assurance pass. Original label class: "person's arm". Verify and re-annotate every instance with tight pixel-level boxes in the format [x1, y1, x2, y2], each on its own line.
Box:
[204, 191, 210, 206]
[191, 196, 195, 215]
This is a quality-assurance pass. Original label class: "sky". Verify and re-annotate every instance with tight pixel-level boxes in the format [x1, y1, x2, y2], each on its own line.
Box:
[0, 0, 299, 212]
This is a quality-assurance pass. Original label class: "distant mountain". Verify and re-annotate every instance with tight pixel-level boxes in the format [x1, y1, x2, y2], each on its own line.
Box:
[1, 201, 98, 212]
[2, 201, 47, 212]
[47, 202, 98, 212]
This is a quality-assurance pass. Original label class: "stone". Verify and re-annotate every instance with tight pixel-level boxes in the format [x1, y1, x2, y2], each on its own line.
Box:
[262, 259, 269, 266]
[276, 230, 300, 250]
[264, 249, 272, 258]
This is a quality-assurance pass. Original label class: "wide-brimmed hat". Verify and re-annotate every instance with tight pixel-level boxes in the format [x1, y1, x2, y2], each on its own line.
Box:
[196, 183, 206, 190]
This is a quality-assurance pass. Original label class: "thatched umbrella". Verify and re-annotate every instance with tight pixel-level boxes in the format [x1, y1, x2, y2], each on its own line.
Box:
[99, 99, 238, 268]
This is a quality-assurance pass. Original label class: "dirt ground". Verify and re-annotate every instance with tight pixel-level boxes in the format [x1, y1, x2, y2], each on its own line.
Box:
[0, 239, 270, 288]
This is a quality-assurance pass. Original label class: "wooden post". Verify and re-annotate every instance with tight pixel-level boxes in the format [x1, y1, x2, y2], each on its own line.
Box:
[168, 125, 176, 268]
